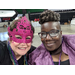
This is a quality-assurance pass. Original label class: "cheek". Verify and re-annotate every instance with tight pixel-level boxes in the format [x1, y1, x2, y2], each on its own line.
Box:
[54, 36, 62, 45]
[41, 38, 45, 42]
[27, 43, 32, 48]
[12, 41, 19, 45]
[10, 41, 19, 48]
[28, 43, 32, 45]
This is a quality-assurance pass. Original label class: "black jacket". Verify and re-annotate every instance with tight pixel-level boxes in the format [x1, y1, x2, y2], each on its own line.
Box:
[0, 41, 36, 65]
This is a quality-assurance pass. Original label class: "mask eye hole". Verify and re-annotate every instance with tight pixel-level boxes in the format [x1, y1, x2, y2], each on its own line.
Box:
[15, 35, 22, 39]
[26, 36, 31, 40]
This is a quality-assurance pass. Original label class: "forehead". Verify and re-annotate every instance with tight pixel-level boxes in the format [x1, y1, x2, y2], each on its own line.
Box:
[41, 22, 60, 32]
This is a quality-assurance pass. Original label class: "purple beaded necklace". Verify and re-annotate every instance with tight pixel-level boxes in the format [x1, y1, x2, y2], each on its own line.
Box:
[50, 38, 63, 65]
[50, 51, 62, 65]
[8, 42, 28, 65]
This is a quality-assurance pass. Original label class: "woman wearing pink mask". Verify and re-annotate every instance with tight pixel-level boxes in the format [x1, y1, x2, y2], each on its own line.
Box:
[0, 16, 36, 65]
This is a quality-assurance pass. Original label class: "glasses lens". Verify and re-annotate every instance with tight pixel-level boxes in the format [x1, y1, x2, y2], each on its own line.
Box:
[38, 30, 60, 38]
[50, 30, 59, 37]
[38, 32, 46, 38]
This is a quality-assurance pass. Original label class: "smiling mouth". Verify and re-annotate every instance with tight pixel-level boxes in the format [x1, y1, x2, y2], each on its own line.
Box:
[46, 43, 55, 47]
[18, 47, 26, 50]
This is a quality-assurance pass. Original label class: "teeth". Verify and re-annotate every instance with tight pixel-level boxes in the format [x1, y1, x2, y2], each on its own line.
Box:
[18, 48, 26, 49]
[48, 44, 53, 45]
[47, 43, 54, 46]
[47, 44, 51, 45]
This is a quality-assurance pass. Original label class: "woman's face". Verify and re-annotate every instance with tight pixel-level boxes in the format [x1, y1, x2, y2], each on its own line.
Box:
[10, 35, 32, 56]
[41, 22, 62, 51]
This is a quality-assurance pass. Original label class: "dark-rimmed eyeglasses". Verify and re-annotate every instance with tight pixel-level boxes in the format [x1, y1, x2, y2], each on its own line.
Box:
[38, 30, 60, 38]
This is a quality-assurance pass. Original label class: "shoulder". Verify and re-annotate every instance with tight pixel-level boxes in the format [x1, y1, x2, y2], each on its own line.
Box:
[0, 41, 11, 64]
[27, 45, 36, 54]
[63, 35, 75, 45]
[30, 44, 45, 55]
[62, 34, 75, 51]
[62, 34, 75, 40]
[0, 41, 7, 59]
[28, 44, 47, 64]
[27, 45, 36, 61]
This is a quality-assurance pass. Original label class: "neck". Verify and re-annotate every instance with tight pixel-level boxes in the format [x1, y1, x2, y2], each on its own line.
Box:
[14, 52, 22, 60]
[50, 44, 62, 55]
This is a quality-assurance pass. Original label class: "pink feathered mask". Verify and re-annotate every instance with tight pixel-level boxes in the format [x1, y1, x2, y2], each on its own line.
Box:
[8, 16, 33, 43]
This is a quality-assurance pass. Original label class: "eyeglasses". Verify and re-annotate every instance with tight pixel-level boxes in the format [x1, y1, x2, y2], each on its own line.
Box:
[38, 30, 60, 38]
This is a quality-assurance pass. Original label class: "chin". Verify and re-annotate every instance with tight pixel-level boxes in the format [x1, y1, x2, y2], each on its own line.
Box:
[18, 51, 27, 56]
[47, 48, 55, 51]
[19, 53, 26, 56]
[45, 46, 55, 51]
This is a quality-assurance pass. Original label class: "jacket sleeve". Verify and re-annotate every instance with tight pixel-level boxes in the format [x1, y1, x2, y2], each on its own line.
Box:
[0, 41, 11, 65]
[27, 45, 36, 61]
[28, 45, 36, 54]
[0, 44, 5, 63]
[28, 45, 42, 65]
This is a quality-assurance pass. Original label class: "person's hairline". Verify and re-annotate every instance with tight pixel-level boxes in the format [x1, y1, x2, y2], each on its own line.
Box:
[40, 21, 61, 30]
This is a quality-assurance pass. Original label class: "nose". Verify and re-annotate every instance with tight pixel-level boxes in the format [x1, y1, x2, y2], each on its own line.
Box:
[46, 34, 53, 40]
[20, 43, 27, 46]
